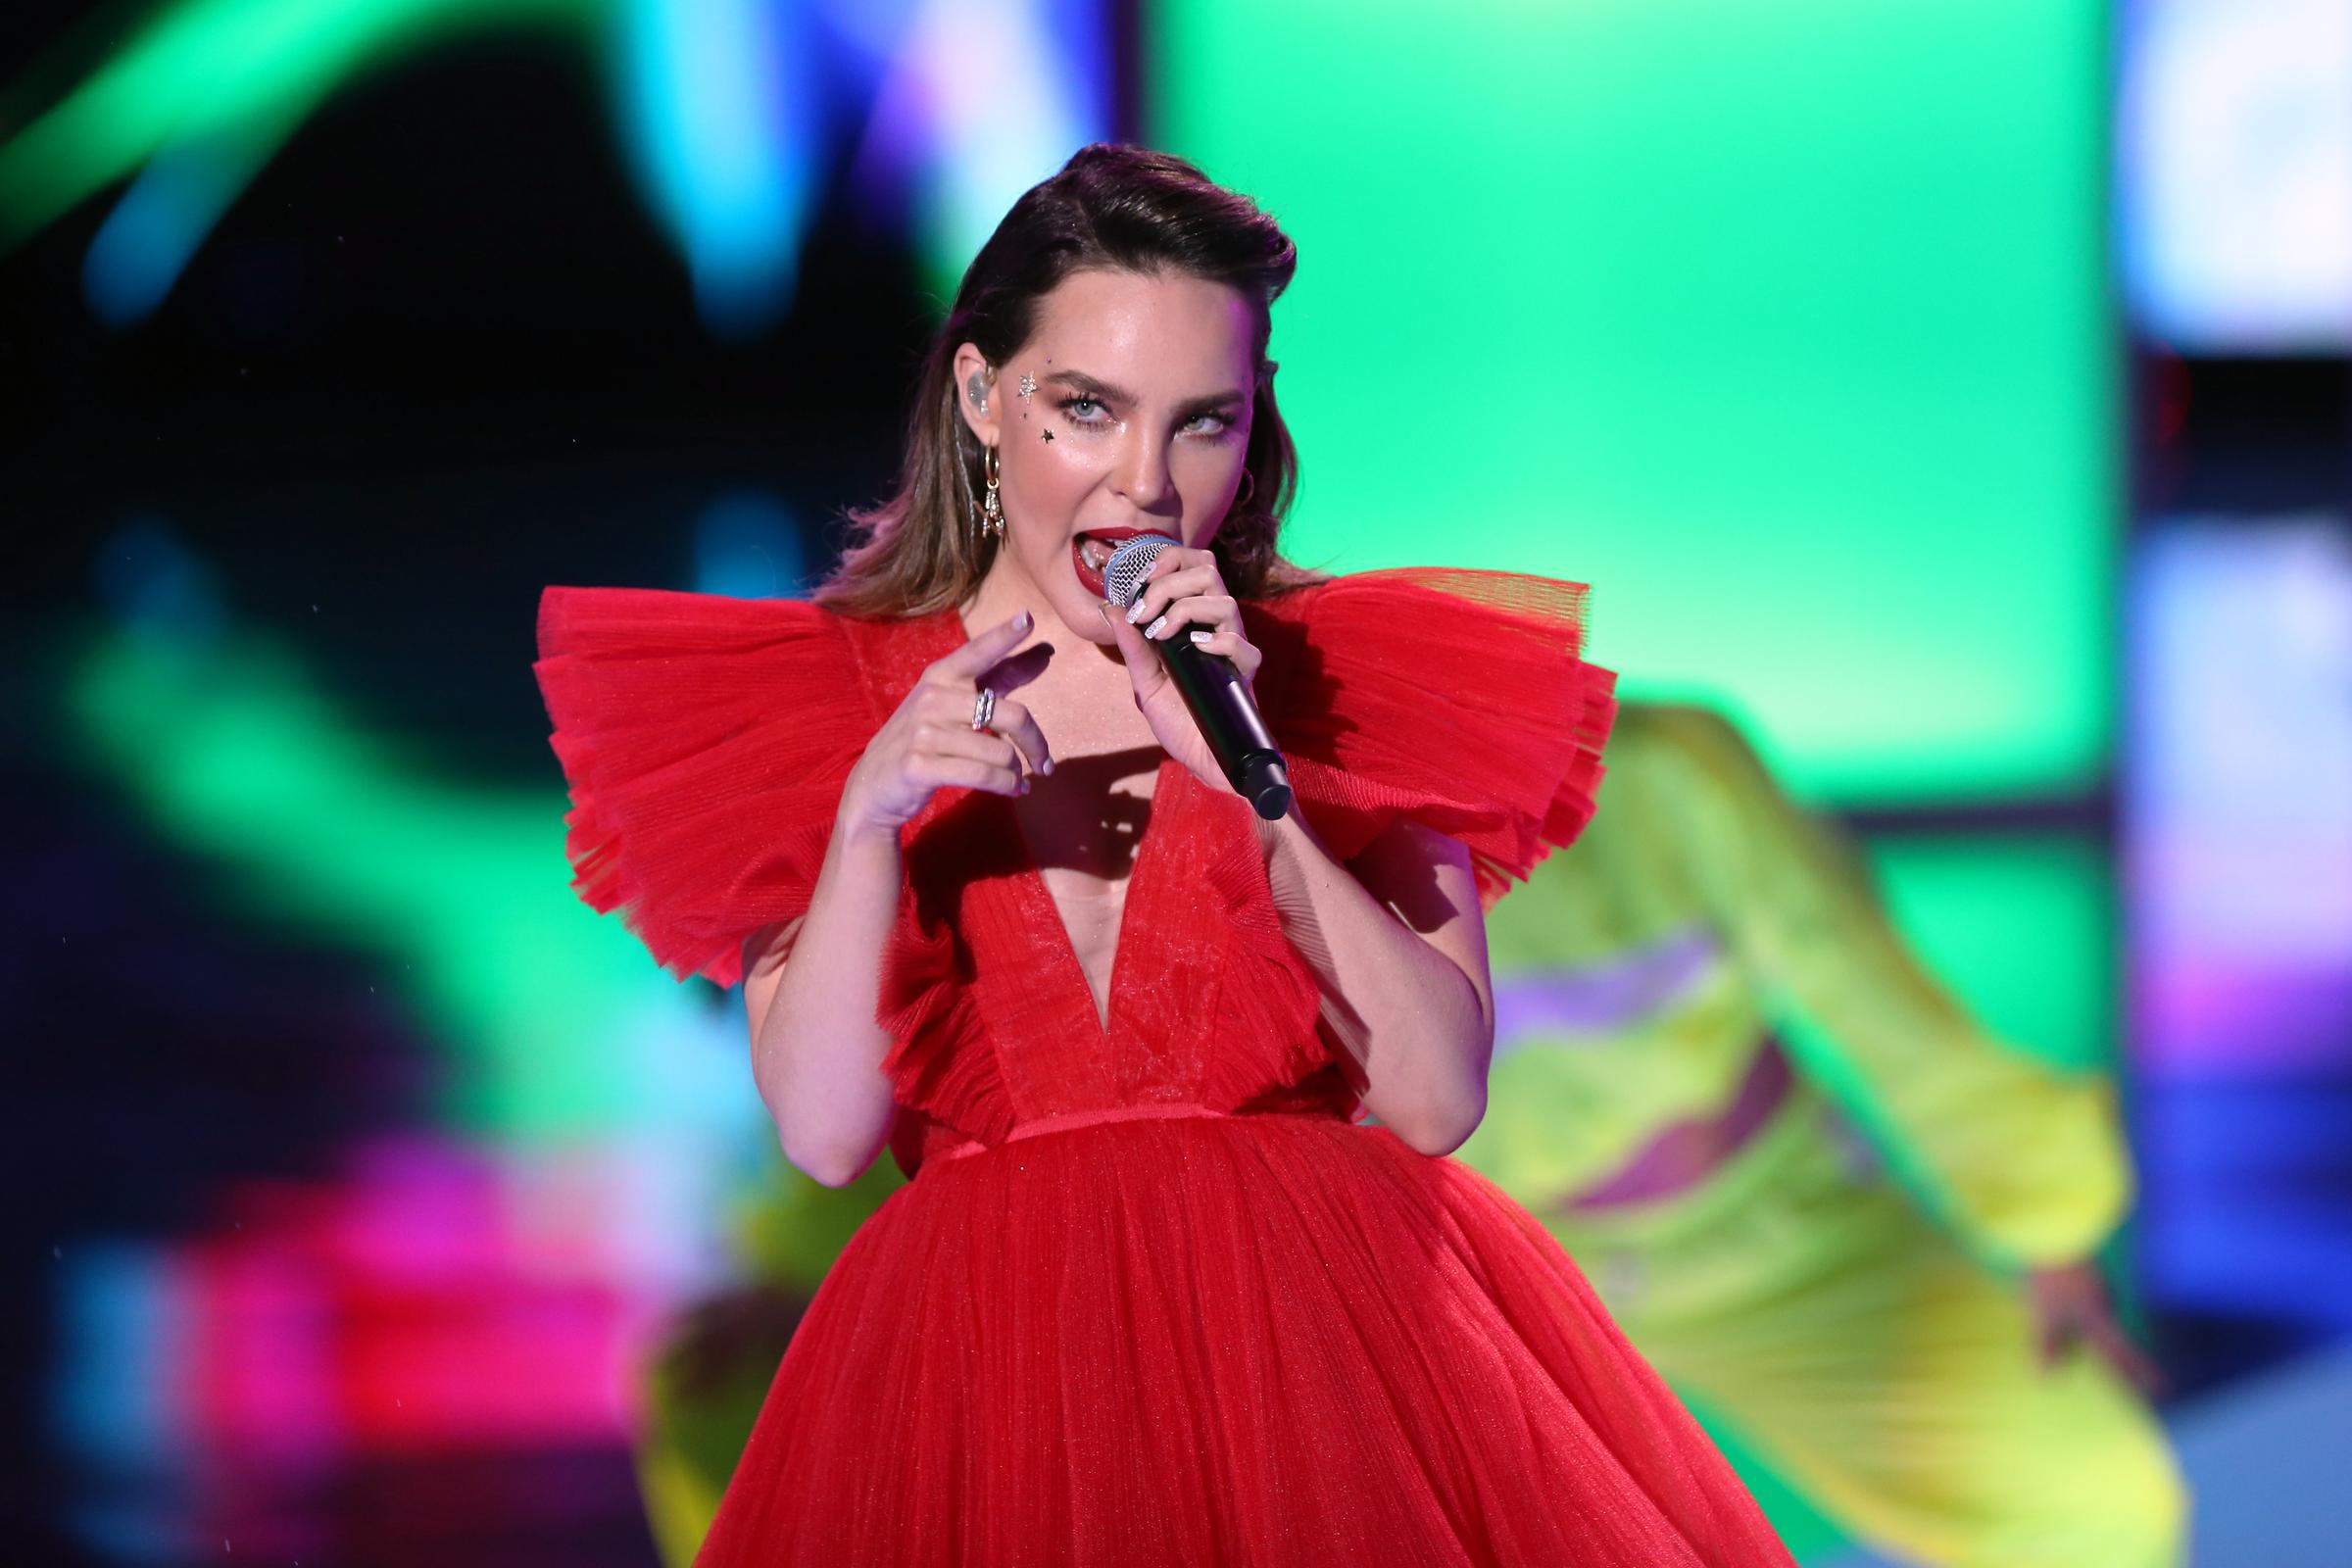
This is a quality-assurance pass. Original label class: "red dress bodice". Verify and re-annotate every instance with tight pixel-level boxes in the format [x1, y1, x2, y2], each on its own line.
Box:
[534, 570, 1617, 1169]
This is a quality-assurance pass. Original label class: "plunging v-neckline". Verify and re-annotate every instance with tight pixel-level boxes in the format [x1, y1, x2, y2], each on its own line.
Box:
[1004, 757, 1177, 1038]
[925, 603, 1174, 1040]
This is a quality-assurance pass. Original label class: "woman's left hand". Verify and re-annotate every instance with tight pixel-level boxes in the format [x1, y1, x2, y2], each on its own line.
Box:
[1100, 545, 1262, 794]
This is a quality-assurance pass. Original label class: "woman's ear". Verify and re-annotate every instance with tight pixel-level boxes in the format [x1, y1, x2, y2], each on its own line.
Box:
[952, 342, 1001, 448]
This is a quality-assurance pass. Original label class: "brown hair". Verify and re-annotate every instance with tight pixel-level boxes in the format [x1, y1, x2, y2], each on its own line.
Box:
[816, 144, 1308, 618]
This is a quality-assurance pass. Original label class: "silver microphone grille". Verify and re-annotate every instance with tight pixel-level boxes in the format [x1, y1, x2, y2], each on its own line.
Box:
[1102, 534, 1177, 609]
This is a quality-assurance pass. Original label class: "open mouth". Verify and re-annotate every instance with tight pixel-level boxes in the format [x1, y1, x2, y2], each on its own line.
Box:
[1071, 529, 1173, 601]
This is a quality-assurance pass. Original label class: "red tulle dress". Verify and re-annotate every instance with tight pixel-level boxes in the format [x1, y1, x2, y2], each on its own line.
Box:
[534, 569, 1794, 1566]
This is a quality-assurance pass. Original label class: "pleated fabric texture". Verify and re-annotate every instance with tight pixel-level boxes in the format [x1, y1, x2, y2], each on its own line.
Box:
[533, 570, 1793, 1566]
[702, 1114, 1794, 1566]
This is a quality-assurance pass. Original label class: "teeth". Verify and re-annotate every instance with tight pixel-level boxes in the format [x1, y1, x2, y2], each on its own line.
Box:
[1078, 537, 1114, 569]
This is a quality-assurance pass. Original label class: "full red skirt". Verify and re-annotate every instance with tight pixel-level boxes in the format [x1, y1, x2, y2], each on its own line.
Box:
[695, 1111, 1793, 1566]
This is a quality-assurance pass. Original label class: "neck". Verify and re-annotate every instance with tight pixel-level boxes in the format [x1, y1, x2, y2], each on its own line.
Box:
[962, 556, 1126, 675]
[958, 561, 1152, 756]
[961, 552, 1049, 629]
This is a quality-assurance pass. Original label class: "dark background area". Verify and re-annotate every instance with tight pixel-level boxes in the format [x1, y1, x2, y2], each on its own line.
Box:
[3, 12, 936, 1563]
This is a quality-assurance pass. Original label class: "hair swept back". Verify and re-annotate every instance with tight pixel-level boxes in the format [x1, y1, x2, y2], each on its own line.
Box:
[815, 144, 1309, 619]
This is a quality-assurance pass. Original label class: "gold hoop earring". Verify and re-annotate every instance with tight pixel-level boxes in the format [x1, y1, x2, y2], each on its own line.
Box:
[1233, 468, 1256, 513]
[981, 444, 1004, 540]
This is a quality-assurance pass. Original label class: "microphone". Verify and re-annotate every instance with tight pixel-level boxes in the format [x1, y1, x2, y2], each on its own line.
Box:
[1103, 535, 1293, 820]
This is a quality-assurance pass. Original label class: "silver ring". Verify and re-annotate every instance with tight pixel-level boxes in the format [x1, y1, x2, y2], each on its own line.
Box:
[970, 687, 997, 732]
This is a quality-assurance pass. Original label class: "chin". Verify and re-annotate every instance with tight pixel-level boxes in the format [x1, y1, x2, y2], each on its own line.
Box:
[1047, 581, 1118, 645]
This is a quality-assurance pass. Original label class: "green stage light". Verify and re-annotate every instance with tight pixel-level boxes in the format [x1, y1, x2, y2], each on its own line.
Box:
[0, 0, 590, 246]
[1152, 0, 2113, 807]
[66, 620, 738, 1142]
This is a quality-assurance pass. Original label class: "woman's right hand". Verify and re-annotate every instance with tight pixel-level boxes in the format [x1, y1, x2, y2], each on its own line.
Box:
[836, 610, 1055, 838]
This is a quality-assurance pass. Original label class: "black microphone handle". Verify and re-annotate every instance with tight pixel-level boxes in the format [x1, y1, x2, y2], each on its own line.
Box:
[1153, 632, 1293, 820]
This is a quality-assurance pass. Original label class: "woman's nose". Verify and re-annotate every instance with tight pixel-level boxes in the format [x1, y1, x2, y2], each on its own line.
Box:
[1114, 436, 1176, 514]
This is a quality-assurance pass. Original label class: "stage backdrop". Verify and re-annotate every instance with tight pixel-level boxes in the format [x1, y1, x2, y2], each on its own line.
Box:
[1152, 0, 2114, 810]
[1150, 0, 2122, 1179]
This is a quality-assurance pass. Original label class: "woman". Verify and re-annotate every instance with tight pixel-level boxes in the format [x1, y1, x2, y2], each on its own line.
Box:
[536, 145, 1792, 1565]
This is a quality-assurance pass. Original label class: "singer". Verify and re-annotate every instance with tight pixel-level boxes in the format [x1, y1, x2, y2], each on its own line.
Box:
[534, 145, 1792, 1565]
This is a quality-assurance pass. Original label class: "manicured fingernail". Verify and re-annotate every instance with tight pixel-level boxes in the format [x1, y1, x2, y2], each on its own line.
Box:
[1042, 757, 1054, 775]
[1189, 629, 1212, 645]
[1146, 615, 1168, 640]
[1013, 610, 1032, 632]
[1125, 601, 1148, 625]
[1017, 776, 1030, 795]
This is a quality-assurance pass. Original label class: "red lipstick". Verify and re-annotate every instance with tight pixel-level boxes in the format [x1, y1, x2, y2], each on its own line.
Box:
[1070, 527, 1176, 601]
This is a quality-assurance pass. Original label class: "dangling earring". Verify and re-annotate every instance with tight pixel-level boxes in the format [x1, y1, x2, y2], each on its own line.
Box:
[980, 444, 1004, 540]
[1232, 468, 1257, 514]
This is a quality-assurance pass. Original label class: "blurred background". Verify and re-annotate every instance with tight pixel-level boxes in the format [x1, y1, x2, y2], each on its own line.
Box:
[3, 0, 2345, 1563]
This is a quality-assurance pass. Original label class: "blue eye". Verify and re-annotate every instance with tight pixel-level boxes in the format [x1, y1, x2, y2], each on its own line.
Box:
[1183, 412, 1236, 438]
[1060, 397, 1110, 424]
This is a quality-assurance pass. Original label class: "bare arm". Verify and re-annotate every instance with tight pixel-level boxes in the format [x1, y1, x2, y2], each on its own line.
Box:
[1257, 809, 1494, 1155]
[739, 815, 904, 1187]
[1104, 550, 1497, 1156]
[743, 611, 1052, 1186]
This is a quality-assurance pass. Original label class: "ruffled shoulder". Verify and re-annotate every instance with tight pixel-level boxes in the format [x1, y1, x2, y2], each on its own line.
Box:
[1249, 568, 1618, 904]
[533, 587, 875, 986]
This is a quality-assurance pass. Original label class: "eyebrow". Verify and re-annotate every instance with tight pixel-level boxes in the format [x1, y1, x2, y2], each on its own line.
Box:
[1041, 368, 1247, 420]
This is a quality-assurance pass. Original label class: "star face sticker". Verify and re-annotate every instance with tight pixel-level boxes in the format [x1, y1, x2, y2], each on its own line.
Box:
[1041, 428, 1054, 442]
[1017, 373, 1036, 402]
